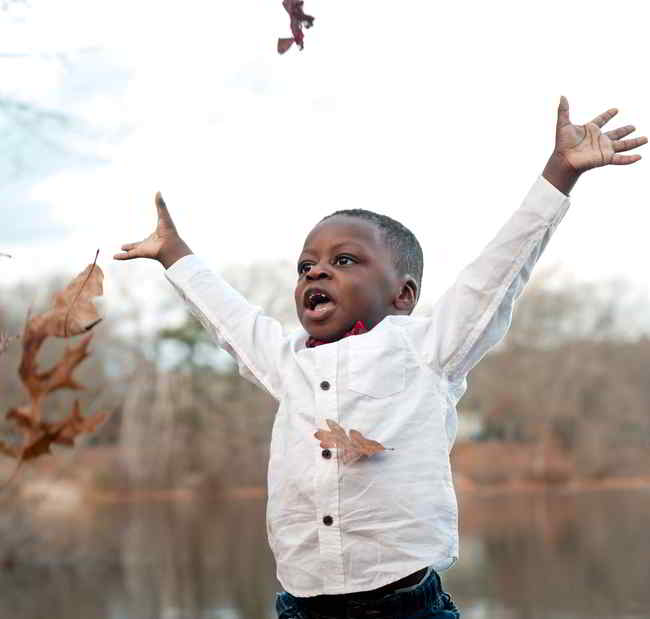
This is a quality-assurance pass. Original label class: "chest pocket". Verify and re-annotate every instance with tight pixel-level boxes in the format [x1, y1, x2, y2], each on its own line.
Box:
[347, 341, 406, 399]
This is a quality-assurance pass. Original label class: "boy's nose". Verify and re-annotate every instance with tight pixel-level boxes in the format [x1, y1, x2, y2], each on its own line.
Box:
[306, 265, 331, 280]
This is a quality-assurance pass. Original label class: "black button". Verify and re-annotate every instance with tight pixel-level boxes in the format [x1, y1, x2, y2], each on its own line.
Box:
[323, 515, 333, 526]
[320, 381, 330, 391]
[322, 449, 331, 459]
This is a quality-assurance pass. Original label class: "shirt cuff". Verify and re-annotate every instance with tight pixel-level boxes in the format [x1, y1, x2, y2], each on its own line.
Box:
[164, 253, 208, 282]
[530, 175, 571, 231]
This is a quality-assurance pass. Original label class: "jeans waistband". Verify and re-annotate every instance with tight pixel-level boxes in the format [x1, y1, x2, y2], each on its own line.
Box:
[292, 567, 447, 619]
[299, 566, 428, 608]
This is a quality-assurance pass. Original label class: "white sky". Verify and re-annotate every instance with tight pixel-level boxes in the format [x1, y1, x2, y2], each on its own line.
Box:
[2, 0, 650, 321]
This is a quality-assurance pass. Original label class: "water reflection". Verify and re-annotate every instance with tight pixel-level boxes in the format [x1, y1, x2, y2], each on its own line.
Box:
[450, 489, 650, 618]
[1, 488, 649, 618]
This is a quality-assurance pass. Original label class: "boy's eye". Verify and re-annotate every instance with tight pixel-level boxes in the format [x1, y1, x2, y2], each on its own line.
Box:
[298, 262, 312, 275]
[335, 255, 355, 266]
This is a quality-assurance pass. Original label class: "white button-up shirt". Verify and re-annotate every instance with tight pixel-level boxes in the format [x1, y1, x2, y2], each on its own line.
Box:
[164, 176, 570, 597]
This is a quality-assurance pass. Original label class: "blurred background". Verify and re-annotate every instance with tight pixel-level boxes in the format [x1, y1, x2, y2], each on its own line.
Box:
[1, 1, 649, 618]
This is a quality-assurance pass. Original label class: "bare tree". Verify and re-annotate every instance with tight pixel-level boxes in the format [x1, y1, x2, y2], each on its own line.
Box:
[463, 270, 650, 479]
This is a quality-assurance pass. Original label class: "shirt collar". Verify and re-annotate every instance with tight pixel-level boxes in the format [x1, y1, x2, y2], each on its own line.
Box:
[305, 320, 368, 348]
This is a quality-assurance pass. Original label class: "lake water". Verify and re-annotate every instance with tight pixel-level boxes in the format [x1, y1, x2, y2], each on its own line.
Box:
[1, 487, 649, 618]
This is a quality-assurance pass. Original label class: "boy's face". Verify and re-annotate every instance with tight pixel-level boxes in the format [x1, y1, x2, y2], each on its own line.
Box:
[295, 215, 414, 342]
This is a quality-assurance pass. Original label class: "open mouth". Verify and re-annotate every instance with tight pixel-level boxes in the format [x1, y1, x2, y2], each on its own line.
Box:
[303, 288, 336, 320]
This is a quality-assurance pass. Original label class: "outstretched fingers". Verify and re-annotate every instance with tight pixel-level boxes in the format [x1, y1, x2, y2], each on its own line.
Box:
[613, 135, 648, 153]
[611, 153, 642, 165]
[590, 107, 618, 128]
[605, 125, 636, 140]
[113, 241, 142, 260]
[611, 130, 647, 164]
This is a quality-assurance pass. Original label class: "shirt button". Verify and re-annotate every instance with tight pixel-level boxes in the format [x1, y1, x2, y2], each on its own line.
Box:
[323, 515, 333, 526]
[320, 380, 330, 391]
[322, 449, 331, 459]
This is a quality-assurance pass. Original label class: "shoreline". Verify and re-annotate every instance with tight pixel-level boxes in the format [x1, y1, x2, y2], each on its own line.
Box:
[82, 475, 650, 504]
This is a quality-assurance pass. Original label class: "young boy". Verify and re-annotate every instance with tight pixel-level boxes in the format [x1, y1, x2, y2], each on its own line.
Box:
[114, 97, 645, 619]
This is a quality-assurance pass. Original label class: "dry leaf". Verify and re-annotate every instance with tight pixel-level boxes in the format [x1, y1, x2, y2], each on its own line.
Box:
[10, 400, 108, 461]
[278, 0, 314, 54]
[314, 419, 394, 464]
[1, 252, 108, 483]
[19, 331, 92, 413]
[29, 251, 103, 337]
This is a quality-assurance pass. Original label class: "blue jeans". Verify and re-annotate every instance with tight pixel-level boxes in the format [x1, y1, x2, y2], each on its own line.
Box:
[275, 567, 460, 618]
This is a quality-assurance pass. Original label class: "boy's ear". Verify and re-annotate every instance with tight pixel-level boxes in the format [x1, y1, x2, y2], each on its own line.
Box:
[394, 277, 418, 314]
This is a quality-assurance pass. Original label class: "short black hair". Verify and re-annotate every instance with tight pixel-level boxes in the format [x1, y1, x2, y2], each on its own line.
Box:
[320, 208, 424, 293]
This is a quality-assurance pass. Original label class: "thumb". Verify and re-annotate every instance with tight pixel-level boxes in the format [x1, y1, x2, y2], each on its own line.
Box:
[155, 191, 177, 230]
[557, 95, 571, 130]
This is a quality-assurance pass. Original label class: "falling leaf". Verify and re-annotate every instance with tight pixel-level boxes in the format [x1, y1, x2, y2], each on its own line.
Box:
[10, 400, 108, 461]
[278, 0, 314, 54]
[29, 249, 103, 337]
[1, 252, 108, 485]
[314, 419, 394, 464]
[19, 331, 92, 413]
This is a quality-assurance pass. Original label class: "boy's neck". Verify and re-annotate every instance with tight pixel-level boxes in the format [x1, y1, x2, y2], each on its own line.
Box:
[306, 320, 368, 348]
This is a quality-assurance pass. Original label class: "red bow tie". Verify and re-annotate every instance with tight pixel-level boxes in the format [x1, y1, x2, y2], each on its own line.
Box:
[305, 321, 368, 348]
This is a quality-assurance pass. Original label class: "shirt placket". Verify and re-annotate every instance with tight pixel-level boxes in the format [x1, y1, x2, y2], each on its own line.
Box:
[313, 342, 345, 593]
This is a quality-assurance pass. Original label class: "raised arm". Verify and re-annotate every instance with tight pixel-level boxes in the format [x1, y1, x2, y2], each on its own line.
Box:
[420, 97, 646, 387]
[113, 193, 289, 400]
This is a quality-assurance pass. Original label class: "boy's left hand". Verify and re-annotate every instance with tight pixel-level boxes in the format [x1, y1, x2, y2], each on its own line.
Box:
[543, 96, 647, 195]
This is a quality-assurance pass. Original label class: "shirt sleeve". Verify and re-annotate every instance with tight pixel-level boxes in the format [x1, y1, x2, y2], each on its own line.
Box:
[417, 175, 570, 385]
[164, 254, 288, 400]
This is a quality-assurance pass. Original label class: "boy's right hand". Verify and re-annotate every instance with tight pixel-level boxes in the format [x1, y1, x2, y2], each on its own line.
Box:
[113, 192, 193, 269]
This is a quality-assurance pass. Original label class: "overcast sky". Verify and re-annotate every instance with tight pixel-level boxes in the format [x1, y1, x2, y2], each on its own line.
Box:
[2, 0, 649, 323]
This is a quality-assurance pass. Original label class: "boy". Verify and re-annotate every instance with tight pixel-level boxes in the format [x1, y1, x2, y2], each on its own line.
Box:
[114, 97, 645, 619]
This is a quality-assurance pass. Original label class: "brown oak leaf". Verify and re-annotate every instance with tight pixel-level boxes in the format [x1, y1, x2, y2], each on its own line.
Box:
[15, 400, 108, 461]
[1, 252, 108, 484]
[29, 250, 103, 338]
[19, 331, 92, 416]
[314, 419, 394, 464]
[278, 0, 314, 54]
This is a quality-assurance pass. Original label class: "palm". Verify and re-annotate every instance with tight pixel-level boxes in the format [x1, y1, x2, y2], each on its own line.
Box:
[557, 122, 615, 170]
[555, 97, 646, 173]
[130, 229, 165, 258]
[114, 192, 179, 261]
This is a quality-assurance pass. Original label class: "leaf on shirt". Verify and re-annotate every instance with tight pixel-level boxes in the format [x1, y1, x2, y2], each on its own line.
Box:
[314, 419, 394, 465]
[278, 0, 315, 54]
